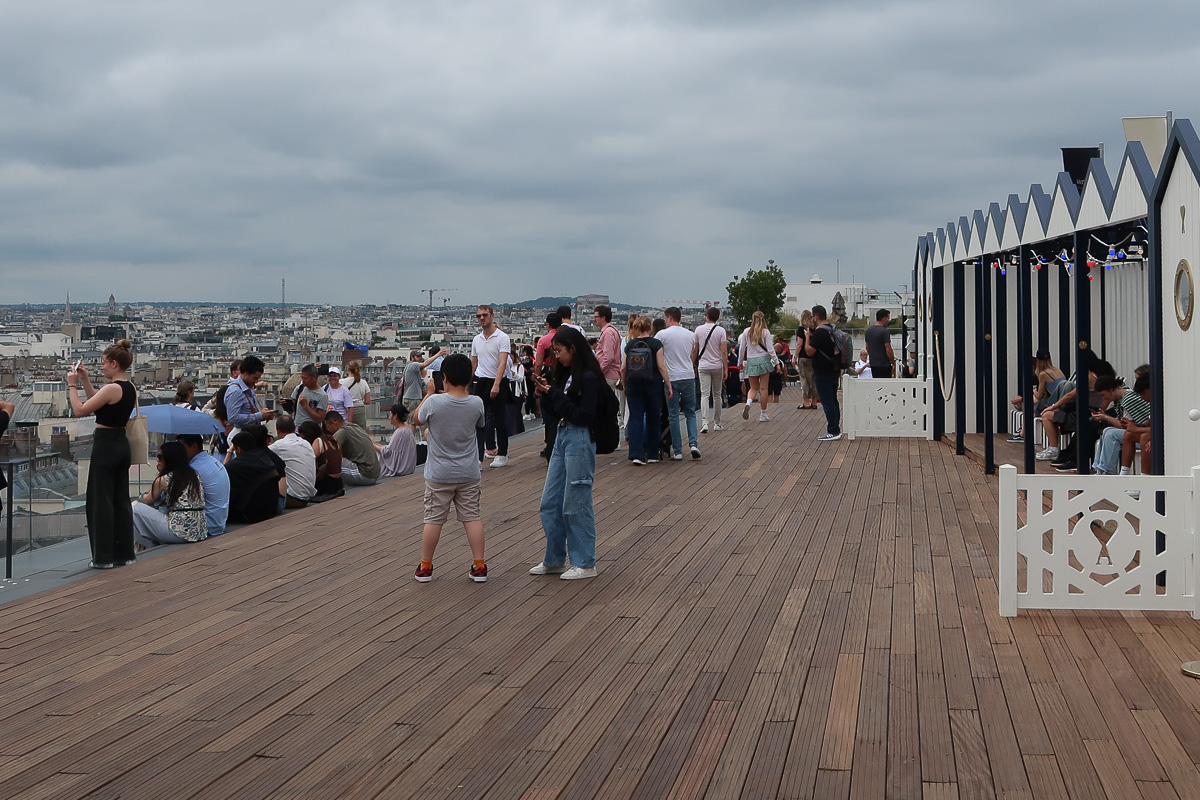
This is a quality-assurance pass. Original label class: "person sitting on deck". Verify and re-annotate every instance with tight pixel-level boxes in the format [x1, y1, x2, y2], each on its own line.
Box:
[269, 415, 318, 508]
[1036, 357, 1115, 465]
[375, 403, 417, 478]
[324, 410, 380, 486]
[299, 421, 344, 499]
[131, 442, 207, 549]
[1010, 349, 1065, 414]
[1092, 371, 1152, 477]
[176, 434, 230, 537]
[226, 430, 287, 524]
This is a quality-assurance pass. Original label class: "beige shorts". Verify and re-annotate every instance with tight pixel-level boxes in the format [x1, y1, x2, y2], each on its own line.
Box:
[423, 480, 482, 524]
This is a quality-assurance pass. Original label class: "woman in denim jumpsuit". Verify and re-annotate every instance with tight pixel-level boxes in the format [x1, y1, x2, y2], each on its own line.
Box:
[530, 327, 604, 580]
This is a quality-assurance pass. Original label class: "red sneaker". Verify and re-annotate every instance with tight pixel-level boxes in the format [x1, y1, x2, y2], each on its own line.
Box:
[469, 563, 488, 583]
[414, 564, 433, 583]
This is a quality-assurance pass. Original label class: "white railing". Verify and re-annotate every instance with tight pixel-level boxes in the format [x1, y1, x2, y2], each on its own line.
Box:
[998, 465, 1200, 618]
[843, 378, 933, 440]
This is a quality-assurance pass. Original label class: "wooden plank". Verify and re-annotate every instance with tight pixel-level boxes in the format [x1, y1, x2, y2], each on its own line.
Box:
[1, 409, 1200, 800]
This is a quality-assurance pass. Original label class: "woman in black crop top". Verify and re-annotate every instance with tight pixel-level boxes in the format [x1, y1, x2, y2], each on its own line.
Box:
[67, 339, 138, 569]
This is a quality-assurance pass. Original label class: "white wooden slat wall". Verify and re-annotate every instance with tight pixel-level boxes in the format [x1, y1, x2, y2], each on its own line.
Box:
[1160, 168, 1200, 475]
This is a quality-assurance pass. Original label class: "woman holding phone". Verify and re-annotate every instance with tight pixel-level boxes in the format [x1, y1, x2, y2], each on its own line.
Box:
[529, 326, 604, 580]
[67, 340, 138, 569]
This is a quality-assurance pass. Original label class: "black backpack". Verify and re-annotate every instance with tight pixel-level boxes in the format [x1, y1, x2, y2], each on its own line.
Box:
[625, 339, 655, 382]
[591, 380, 620, 455]
[821, 324, 854, 371]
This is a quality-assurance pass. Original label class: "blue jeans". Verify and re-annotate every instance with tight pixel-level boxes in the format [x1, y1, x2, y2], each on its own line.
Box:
[667, 378, 699, 453]
[539, 423, 596, 569]
[1094, 426, 1125, 474]
[624, 380, 663, 461]
[814, 372, 841, 435]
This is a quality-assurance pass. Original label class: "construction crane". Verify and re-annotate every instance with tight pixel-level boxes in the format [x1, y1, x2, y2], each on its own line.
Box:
[419, 288, 456, 309]
[440, 297, 452, 308]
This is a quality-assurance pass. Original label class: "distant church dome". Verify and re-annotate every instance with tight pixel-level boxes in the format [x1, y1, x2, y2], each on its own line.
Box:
[809, 274, 823, 284]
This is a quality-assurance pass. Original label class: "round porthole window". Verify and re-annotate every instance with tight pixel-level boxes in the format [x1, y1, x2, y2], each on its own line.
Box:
[1176, 259, 1194, 331]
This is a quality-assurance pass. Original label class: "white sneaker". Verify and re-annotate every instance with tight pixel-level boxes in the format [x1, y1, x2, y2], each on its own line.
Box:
[816, 432, 843, 441]
[489, 456, 509, 468]
[530, 562, 570, 574]
[1035, 448, 1059, 462]
[690, 446, 701, 460]
[742, 404, 750, 420]
[712, 423, 722, 431]
[670, 452, 683, 461]
[759, 412, 770, 421]
[700, 422, 708, 434]
[560, 566, 597, 580]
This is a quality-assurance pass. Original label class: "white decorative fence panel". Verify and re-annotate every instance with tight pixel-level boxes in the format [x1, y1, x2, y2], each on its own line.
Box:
[998, 465, 1200, 618]
[843, 378, 933, 440]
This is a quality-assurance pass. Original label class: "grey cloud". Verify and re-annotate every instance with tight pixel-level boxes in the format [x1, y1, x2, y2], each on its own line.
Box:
[2, 0, 1199, 305]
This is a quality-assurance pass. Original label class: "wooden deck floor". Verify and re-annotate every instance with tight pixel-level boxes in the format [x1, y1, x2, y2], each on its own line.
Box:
[3, 403, 1200, 799]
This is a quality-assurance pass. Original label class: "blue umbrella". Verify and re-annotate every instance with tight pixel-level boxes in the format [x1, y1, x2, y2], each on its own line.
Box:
[131, 404, 225, 435]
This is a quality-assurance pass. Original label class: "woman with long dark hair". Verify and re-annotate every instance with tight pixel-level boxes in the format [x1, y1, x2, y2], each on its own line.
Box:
[67, 339, 138, 568]
[529, 326, 605, 580]
[132, 441, 207, 548]
[300, 420, 344, 497]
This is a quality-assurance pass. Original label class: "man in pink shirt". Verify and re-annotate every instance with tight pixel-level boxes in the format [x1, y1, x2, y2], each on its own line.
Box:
[593, 304, 623, 450]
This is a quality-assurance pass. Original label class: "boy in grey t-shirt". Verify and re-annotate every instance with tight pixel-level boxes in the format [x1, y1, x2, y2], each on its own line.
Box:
[413, 353, 487, 583]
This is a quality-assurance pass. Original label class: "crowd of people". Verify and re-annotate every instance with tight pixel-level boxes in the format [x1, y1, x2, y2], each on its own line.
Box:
[59, 302, 969, 584]
[1010, 351, 1154, 484]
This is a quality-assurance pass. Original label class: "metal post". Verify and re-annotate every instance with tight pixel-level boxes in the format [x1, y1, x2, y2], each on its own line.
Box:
[1037, 258, 1050, 351]
[982, 260, 995, 474]
[1072, 230, 1092, 474]
[5, 462, 13, 580]
[995, 259, 1008, 432]
[1058, 260, 1072, 376]
[932, 266, 945, 441]
[954, 262, 966, 456]
[975, 261, 986, 436]
[1018, 246, 1035, 473]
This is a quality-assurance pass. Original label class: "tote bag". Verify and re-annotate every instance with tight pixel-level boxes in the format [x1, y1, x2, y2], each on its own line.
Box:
[126, 388, 149, 465]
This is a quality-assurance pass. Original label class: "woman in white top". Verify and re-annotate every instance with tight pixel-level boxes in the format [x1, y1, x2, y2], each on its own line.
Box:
[737, 311, 780, 422]
[345, 361, 372, 423]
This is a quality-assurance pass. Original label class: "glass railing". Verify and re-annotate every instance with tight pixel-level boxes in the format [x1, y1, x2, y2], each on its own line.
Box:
[2, 441, 160, 577]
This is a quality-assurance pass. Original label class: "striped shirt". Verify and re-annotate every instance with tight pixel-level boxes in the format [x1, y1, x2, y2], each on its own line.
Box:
[1117, 390, 1151, 425]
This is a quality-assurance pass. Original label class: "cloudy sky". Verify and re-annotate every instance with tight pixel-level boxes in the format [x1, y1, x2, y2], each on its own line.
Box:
[1, 0, 1194, 307]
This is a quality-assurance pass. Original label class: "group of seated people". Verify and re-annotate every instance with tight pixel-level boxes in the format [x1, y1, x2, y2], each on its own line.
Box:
[1010, 350, 1153, 480]
[131, 359, 421, 550]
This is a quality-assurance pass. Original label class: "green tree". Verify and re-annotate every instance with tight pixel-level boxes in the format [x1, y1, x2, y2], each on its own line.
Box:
[773, 312, 800, 340]
[726, 260, 788, 332]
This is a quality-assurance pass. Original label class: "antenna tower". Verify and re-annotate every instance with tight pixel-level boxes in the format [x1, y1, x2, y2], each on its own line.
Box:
[281, 278, 286, 315]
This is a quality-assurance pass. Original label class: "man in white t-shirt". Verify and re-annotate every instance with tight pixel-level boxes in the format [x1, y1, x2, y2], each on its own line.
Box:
[693, 306, 728, 433]
[655, 306, 701, 460]
[470, 305, 512, 468]
[557, 304, 585, 333]
[268, 416, 317, 507]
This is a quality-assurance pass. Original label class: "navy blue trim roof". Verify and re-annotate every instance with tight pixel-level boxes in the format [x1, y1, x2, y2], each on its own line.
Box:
[919, 127, 1163, 265]
[1152, 118, 1200, 206]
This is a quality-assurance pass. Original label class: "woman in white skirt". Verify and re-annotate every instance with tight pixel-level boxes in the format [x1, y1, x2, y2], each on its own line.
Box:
[737, 311, 780, 421]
